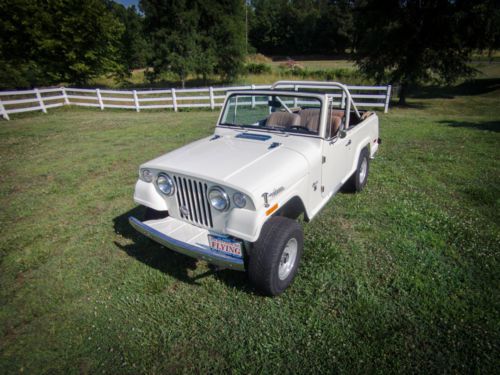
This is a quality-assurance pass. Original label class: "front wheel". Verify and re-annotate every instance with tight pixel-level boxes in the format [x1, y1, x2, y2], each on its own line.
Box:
[248, 216, 303, 296]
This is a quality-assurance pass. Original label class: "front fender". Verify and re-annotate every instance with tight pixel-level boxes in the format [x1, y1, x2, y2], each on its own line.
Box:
[133, 179, 168, 211]
[226, 174, 309, 242]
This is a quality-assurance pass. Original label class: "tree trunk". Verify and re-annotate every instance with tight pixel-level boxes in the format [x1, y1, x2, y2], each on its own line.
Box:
[398, 81, 408, 105]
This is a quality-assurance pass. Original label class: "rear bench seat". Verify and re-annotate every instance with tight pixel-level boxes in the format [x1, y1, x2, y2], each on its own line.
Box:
[298, 108, 345, 137]
[265, 109, 345, 137]
[266, 112, 301, 128]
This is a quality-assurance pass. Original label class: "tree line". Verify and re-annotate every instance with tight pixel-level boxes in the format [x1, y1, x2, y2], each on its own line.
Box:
[0, 0, 498, 103]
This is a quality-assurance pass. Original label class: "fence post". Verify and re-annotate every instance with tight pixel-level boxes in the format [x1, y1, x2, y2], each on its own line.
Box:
[293, 85, 298, 108]
[209, 87, 215, 110]
[384, 84, 392, 113]
[341, 91, 346, 109]
[35, 88, 47, 113]
[61, 87, 70, 105]
[0, 97, 9, 120]
[171, 88, 178, 112]
[251, 84, 256, 108]
[96, 89, 104, 110]
[133, 90, 140, 112]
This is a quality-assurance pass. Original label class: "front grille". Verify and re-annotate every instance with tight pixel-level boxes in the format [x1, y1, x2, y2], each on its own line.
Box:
[173, 175, 213, 228]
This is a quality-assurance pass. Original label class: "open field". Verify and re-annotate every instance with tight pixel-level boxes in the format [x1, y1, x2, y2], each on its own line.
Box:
[1, 77, 499, 373]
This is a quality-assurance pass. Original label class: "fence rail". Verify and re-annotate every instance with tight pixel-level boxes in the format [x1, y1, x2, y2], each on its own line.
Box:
[0, 84, 391, 120]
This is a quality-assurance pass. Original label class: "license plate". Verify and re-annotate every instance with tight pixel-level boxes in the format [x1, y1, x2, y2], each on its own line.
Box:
[208, 235, 243, 258]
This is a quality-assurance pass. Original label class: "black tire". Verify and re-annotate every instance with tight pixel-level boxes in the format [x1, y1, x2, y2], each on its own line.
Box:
[248, 216, 303, 296]
[144, 207, 168, 221]
[345, 147, 370, 193]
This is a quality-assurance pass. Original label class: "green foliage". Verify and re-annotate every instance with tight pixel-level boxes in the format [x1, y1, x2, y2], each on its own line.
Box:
[199, 0, 246, 81]
[0, 0, 127, 88]
[108, 3, 150, 71]
[244, 62, 272, 74]
[277, 64, 360, 82]
[141, 0, 246, 86]
[354, 0, 500, 104]
[249, 0, 354, 55]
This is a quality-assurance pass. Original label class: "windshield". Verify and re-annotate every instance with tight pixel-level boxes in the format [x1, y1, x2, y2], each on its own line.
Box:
[219, 94, 323, 136]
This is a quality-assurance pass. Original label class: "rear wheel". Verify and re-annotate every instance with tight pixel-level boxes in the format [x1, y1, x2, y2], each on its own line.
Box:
[345, 147, 370, 192]
[248, 216, 303, 296]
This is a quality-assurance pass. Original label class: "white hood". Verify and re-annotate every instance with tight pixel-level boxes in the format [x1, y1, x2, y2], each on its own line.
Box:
[142, 129, 320, 194]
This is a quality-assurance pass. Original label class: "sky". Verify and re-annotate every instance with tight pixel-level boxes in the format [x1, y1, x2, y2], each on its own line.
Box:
[114, 0, 139, 7]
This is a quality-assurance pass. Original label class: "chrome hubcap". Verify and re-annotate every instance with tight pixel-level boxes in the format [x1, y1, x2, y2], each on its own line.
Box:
[278, 238, 298, 280]
[359, 158, 367, 183]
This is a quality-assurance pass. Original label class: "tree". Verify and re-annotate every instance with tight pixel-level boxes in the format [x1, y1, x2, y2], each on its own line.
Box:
[141, 0, 200, 87]
[354, 0, 499, 105]
[315, 0, 354, 54]
[249, 0, 355, 55]
[109, 3, 150, 71]
[141, 0, 246, 87]
[249, 0, 293, 55]
[0, 0, 126, 88]
[198, 0, 246, 81]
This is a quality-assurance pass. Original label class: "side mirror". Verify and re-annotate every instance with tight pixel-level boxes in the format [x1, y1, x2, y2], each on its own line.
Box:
[339, 130, 347, 139]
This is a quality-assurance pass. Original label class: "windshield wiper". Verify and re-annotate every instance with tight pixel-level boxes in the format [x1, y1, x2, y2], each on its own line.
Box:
[264, 126, 288, 134]
[220, 122, 245, 129]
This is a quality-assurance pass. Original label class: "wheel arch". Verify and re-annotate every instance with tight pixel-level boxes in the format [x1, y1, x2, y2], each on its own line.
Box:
[273, 195, 309, 221]
[352, 139, 371, 171]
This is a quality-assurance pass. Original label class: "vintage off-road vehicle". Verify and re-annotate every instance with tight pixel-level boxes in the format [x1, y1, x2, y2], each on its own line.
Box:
[129, 81, 381, 295]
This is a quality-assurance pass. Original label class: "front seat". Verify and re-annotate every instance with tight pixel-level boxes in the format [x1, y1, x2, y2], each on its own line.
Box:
[266, 112, 301, 128]
[328, 111, 344, 138]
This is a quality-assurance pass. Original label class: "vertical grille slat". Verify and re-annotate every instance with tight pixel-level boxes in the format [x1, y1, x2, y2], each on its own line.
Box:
[193, 182, 204, 226]
[172, 174, 213, 228]
[188, 180, 200, 224]
[182, 178, 194, 221]
[197, 181, 208, 226]
[204, 183, 213, 227]
[180, 178, 190, 220]
[173, 176, 183, 213]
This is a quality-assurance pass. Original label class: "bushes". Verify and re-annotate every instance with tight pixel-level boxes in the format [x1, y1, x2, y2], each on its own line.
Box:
[246, 53, 273, 64]
[244, 62, 272, 74]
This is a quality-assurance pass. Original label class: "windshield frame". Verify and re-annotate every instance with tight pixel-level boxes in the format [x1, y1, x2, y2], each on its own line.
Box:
[216, 90, 327, 138]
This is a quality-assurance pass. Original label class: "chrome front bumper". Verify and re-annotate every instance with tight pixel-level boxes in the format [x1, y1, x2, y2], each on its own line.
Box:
[129, 216, 245, 271]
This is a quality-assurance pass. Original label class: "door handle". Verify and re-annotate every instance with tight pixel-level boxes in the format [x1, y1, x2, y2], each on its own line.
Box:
[346, 139, 352, 146]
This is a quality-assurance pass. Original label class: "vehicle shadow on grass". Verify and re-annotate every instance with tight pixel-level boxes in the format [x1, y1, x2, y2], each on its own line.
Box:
[439, 119, 500, 132]
[112, 207, 253, 293]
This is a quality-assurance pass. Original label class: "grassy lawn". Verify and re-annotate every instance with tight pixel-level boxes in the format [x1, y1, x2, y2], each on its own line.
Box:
[0, 78, 499, 373]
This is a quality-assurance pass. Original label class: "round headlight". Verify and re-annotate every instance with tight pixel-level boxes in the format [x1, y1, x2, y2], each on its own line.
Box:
[156, 173, 175, 196]
[233, 192, 247, 208]
[141, 168, 153, 182]
[208, 186, 230, 211]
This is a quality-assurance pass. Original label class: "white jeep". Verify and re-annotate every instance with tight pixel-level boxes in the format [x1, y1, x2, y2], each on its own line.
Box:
[129, 81, 381, 295]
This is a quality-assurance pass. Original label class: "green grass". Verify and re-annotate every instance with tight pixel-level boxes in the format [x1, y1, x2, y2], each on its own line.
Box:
[270, 58, 356, 70]
[0, 78, 499, 373]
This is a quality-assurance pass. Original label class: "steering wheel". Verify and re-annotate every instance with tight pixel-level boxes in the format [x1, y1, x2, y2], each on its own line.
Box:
[288, 125, 310, 132]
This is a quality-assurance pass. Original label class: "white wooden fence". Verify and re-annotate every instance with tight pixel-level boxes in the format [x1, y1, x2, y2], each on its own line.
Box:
[0, 84, 391, 120]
